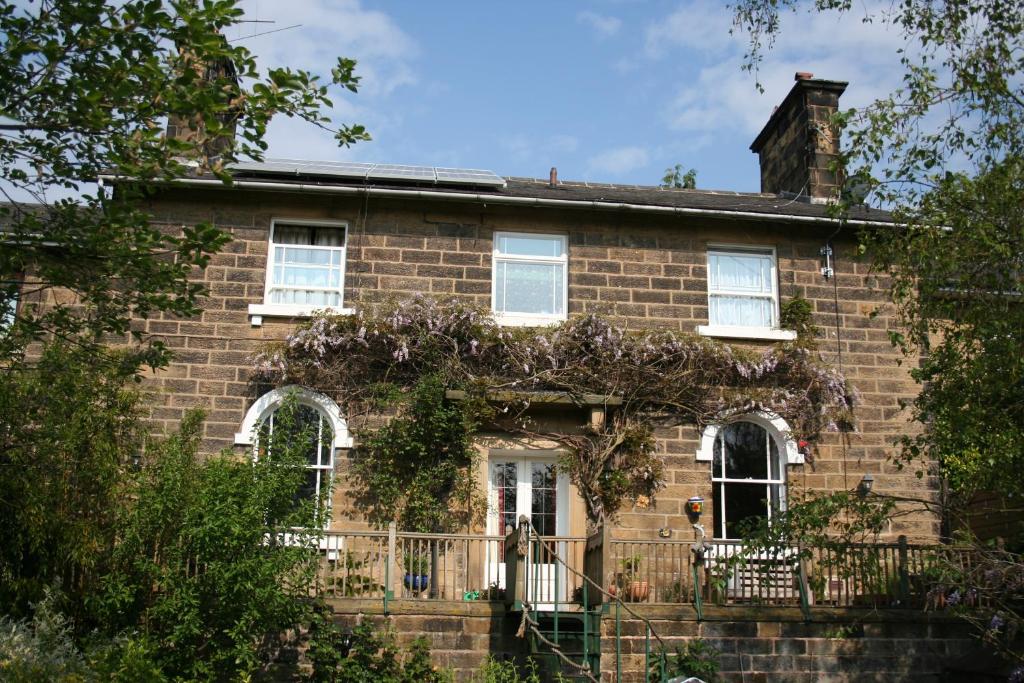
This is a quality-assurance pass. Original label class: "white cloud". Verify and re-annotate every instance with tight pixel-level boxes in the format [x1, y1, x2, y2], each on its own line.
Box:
[648, 1, 906, 140]
[587, 146, 649, 176]
[231, 0, 418, 161]
[577, 10, 622, 38]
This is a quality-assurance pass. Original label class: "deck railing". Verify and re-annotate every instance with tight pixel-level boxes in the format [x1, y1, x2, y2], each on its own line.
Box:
[316, 526, 982, 611]
[317, 525, 585, 603]
[602, 536, 983, 609]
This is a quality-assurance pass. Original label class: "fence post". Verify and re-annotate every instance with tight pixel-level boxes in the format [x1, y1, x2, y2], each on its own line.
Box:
[386, 522, 397, 612]
[897, 535, 910, 605]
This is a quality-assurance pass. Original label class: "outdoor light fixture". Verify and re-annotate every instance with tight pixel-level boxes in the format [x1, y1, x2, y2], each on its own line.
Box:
[857, 473, 874, 497]
[130, 451, 142, 471]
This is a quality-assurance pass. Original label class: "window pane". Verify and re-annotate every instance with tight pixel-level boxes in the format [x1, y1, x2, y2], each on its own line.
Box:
[269, 289, 342, 306]
[279, 246, 334, 266]
[720, 421, 769, 479]
[531, 462, 557, 536]
[709, 295, 774, 327]
[313, 227, 345, 247]
[274, 224, 345, 247]
[491, 462, 518, 535]
[722, 483, 770, 538]
[495, 261, 564, 315]
[709, 252, 773, 293]
[497, 234, 563, 258]
[275, 225, 313, 245]
[262, 403, 334, 507]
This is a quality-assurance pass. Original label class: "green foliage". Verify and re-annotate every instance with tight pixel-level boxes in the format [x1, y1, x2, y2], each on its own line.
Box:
[93, 400, 324, 680]
[307, 619, 452, 683]
[0, 342, 144, 619]
[660, 163, 698, 189]
[352, 374, 485, 532]
[468, 657, 544, 682]
[0, 0, 367, 371]
[653, 638, 720, 682]
[0, 590, 93, 682]
[0, 343, 329, 680]
[780, 295, 819, 348]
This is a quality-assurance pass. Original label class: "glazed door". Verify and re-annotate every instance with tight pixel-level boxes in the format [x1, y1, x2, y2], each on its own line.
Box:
[487, 456, 568, 602]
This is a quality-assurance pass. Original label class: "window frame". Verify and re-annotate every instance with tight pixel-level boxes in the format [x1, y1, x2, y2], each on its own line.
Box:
[697, 244, 796, 341]
[248, 218, 353, 325]
[491, 231, 569, 327]
[236, 386, 353, 530]
[710, 419, 788, 540]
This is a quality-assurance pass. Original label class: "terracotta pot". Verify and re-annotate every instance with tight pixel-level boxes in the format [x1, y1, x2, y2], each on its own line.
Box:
[629, 580, 650, 602]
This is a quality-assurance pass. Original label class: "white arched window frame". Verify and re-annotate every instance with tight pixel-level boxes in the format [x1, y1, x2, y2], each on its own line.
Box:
[694, 411, 802, 465]
[235, 385, 353, 450]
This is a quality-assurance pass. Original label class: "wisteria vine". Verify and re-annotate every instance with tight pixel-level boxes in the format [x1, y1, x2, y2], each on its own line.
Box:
[252, 296, 856, 527]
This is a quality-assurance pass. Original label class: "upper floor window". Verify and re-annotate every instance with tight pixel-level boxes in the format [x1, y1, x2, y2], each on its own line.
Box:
[249, 220, 350, 325]
[698, 246, 795, 341]
[492, 232, 567, 326]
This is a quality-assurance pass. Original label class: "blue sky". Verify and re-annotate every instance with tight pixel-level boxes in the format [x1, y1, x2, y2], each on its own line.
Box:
[235, 0, 906, 193]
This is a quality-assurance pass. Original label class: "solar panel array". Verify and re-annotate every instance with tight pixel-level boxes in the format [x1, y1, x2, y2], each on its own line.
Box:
[229, 159, 506, 188]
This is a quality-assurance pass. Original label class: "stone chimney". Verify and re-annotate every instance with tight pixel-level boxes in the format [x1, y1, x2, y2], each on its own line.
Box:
[165, 50, 239, 160]
[750, 73, 848, 203]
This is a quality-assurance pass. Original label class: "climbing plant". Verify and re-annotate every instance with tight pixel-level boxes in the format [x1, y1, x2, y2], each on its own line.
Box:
[253, 296, 856, 530]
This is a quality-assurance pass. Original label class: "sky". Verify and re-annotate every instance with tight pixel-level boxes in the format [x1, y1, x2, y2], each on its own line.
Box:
[231, 0, 908, 194]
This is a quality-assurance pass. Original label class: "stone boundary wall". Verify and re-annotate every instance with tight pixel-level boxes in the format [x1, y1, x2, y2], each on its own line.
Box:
[317, 600, 997, 682]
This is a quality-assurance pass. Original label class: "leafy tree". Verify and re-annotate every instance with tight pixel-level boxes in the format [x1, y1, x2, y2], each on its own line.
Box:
[730, 1, 1024, 504]
[0, 343, 333, 679]
[660, 163, 697, 189]
[0, 342, 144, 618]
[0, 0, 368, 370]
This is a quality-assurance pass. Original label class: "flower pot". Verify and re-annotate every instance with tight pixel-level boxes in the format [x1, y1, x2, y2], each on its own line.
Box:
[404, 573, 429, 592]
[628, 580, 650, 602]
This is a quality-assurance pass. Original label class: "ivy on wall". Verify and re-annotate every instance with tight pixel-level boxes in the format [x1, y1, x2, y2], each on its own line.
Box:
[253, 296, 855, 530]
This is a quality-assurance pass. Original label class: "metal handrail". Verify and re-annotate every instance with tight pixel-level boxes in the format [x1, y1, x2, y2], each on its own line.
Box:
[514, 517, 670, 683]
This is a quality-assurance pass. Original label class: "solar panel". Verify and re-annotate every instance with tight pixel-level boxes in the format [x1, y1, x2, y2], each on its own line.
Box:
[368, 164, 436, 182]
[230, 159, 506, 188]
[435, 167, 506, 187]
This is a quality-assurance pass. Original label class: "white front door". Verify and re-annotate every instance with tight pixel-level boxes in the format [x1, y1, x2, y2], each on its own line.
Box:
[486, 454, 569, 603]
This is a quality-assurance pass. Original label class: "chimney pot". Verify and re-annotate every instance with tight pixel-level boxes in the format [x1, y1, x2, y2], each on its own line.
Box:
[795, 71, 814, 81]
[549, 167, 558, 186]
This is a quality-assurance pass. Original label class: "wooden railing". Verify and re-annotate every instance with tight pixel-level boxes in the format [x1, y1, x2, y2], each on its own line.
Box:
[317, 526, 983, 612]
[318, 525, 585, 603]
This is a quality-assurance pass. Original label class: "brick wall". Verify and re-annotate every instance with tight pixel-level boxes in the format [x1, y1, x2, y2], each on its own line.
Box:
[136, 186, 937, 542]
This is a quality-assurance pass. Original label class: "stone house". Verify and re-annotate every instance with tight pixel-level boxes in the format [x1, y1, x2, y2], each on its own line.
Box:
[96, 74, 985, 681]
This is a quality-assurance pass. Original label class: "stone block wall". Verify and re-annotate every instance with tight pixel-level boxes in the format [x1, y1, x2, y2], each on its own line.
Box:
[127, 185, 936, 541]
[607, 606, 994, 683]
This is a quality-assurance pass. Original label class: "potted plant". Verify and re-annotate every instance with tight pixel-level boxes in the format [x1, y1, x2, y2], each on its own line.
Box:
[616, 554, 650, 602]
[403, 552, 430, 592]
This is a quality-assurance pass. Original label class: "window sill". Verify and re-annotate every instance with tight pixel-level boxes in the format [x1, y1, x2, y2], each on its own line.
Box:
[248, 303, 355, 327]
[696, 325, 797, 342]
[494, 313, 567, 328]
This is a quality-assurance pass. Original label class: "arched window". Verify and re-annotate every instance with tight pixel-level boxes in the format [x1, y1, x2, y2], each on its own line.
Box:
[235, 386, 352, 513]
[710, 420, 786, 539]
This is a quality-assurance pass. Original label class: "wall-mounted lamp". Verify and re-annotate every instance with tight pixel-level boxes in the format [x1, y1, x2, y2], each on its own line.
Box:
[686, 496, 704, 520]
[857, 473, 874, 497]
[130, 451, 143, 471]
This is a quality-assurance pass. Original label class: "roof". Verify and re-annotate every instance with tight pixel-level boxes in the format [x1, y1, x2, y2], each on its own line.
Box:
[220, 160, 892, 224]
